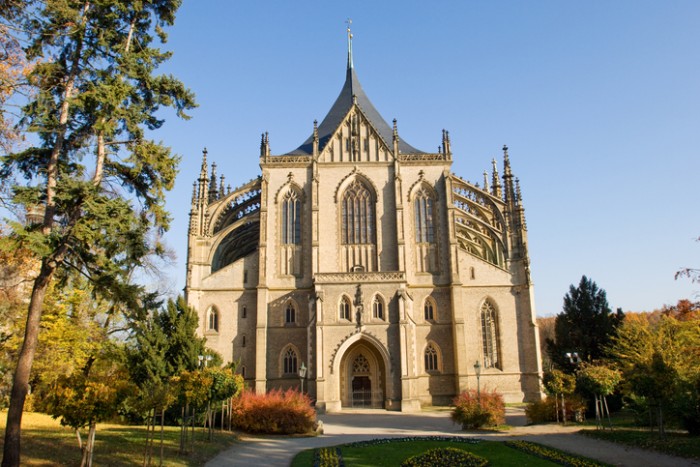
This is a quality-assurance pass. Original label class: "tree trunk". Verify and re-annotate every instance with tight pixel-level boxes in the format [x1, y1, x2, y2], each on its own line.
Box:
[2, 4, 91, 466]
[561, 394, 567, 425]
[159, 407, 165, 466]
[80, 422, 96, 467]
[2, 260, 55, 467]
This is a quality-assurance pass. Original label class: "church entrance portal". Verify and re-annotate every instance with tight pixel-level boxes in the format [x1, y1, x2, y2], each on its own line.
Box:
[340, 341, 385, 409]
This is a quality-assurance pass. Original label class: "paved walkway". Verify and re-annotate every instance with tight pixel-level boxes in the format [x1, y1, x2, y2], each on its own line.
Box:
[206, 407, 700, 467]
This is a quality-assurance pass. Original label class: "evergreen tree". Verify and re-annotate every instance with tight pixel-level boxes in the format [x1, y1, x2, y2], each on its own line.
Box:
[0, 2, 195, 465]
[546, 276, 624, 371]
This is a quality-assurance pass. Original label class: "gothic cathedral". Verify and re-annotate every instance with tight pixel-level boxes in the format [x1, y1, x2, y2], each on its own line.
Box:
[185, 36, 543, 412]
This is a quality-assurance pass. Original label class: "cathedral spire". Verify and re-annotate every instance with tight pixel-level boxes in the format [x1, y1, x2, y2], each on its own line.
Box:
[346, 18, 353, 70]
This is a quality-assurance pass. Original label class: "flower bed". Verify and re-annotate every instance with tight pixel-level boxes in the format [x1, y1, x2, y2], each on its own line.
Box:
[401, 447, 489, 466]
[505, 440, 607, 466]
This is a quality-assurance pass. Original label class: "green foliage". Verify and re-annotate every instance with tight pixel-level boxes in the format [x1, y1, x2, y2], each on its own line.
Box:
[546, 276, 624, 371]
[231, 388, 316, 434]
[401, 447, 489, 467]
[451, 389, 505, 429]
[609, 314, 700, 435]
[207, 367, 243, 404]
[543, 369, 576, 396]
[525, 396, 587, 424]
[576, 363, 621, 397]
[45, 358, 133, 430]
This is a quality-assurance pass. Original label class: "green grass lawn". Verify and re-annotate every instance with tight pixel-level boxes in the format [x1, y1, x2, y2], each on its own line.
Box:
[291, 438, 606, 467]
[581, 428, 700, 461]
[0, 411, 238, 466]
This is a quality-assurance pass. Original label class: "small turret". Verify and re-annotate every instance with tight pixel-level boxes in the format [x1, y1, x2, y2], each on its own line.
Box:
[392, 119, 399, 156]
[209, 162, 218, 202]
[312, 119, 319, 158]
[491, 158, 502, 198]
[441, 129, 451, 157]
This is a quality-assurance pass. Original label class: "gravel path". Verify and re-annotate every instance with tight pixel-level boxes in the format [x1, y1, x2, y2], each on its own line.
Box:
[206, 407, 700, 467]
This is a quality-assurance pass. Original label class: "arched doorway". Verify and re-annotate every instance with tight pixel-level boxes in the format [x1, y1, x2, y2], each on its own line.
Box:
[339, 341, 386, 408]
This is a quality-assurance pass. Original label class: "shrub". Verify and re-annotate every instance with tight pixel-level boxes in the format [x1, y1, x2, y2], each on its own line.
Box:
[314, 447, 342, 467]
[401, 447, 489, 467]
[525, 395, 586, 424]
[451, 389, 505, 429]
[231, 388, 316, 434]
[505, 440, 605, 466]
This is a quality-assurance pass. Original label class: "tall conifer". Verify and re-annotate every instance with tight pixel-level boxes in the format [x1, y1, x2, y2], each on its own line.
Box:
[0, 1, 195, 464]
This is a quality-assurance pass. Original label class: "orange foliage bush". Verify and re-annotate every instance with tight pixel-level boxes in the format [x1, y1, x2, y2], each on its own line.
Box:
[231, 388, 316, 434]
[451, 389, 505, 429]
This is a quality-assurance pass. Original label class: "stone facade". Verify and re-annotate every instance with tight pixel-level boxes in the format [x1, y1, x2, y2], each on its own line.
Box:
[185, 41, 543, 412]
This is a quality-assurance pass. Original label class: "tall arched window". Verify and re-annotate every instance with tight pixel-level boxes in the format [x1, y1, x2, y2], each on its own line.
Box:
[372, 295, 384, 320]
[283, 347, 298, 375]
[207, 307, 219, 332]
[481, 300, 501, 369]
[339, 296, 351, 321]
[281, 190, 301, 245]
[424, 298, 435, 321]
[341, 180, 375, 245]
[285, 302, 296, 325]
[414, 188, 435, 243]
[424, 343, 440, 372]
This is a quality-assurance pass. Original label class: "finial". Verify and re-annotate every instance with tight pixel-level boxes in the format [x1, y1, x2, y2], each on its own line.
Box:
[313, 119, 318, 138]
[219, 174, 225, 195]
[191, 181, 197, 203]
[515, 178, 522, 203]
[345, 18, 353, 70]
[393, 119, 398, 138]
[483, 171, 489, 192]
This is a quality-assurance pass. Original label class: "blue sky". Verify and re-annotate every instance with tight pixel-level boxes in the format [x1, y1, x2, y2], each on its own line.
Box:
[152, 1, 700, 316]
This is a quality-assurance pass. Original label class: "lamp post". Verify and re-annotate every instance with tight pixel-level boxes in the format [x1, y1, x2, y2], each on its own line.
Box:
[473, 360, 482, 404]
[565, 352, 581, 365]
[298, 362, 307, 394]
[198, 354, 212, 368]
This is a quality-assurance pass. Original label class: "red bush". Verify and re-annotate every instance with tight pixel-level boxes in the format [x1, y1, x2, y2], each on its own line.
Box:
[451, 389, 505, 429]
[231, 388, 316, 434]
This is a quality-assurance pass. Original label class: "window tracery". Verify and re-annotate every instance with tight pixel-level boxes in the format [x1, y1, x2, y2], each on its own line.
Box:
[283, 347, 298, 375]
[424, 343, 439, 372]
[424, 298, 435, 321]
[352, 354, 370, 374]
[285, 302, 296, 324]
[339, 296, 351, 321]
[372, 295, 384, 320]
[281, 190, 301, 245]
[481, 300, 501, 369]
[414, 187, 435, 243]
[207, 307, 219, 332]
[341, 180, 375, 245]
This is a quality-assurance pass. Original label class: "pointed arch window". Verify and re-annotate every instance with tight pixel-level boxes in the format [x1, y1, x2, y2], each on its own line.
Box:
[372, 295, 384, 320]
[207, 307, 219, 332]
[424, 298, 435, 321]
[481, 300, 501, 369]
[414, 188, 435, 243]
[283, 347, 298, 375]
[339, 296, 351, 321]
[424, 343, 440, 373]
[281, 189, 301, 245]
[341, 180, 375, 245]
[285, 302, 296, 325]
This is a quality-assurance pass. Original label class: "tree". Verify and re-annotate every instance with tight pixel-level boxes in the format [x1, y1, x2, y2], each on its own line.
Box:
[576, 363, 621, 429]
[608, 313, 700, 436]
[0, 2, 33, 156]
[45, 354, 132, 467]
[126, 296, 206, 464]
[676, 236, 700, 284]
[546, 276, 624, 371]
[542, 369, 576, 423]
[0, 2, 195, 464]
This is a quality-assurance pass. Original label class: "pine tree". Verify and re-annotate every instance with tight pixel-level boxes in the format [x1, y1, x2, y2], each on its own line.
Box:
[0, 2, 195, 465]
[546, 276, 624, 371]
